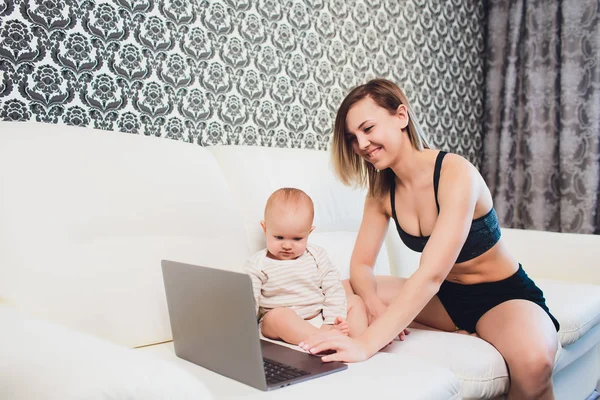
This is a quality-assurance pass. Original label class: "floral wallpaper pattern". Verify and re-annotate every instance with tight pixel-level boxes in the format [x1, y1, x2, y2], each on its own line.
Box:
[0, 0, 484, 166]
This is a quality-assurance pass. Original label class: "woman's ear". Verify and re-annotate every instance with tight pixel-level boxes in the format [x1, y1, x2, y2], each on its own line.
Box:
[396, 104, 409, 130]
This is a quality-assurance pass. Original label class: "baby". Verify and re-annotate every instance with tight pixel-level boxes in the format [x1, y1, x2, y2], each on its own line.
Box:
[245, 187, 367, 345]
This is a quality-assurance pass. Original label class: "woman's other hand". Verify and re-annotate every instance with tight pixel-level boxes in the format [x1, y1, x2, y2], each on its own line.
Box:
[364, 295, 410, 341]
[398, 328, 410, 341]
[364, 295, 388, 325]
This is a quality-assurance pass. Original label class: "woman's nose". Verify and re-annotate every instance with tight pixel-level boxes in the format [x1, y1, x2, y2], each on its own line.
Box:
[356, 133, 370, 149]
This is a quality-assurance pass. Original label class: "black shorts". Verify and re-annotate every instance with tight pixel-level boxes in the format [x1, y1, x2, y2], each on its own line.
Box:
[436, 264, 560, 334]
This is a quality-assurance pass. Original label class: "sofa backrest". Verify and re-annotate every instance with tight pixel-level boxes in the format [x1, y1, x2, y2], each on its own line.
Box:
[207, 145, 392, 279]
[8, 122, 595, 349]
[0, 122, 248, 347]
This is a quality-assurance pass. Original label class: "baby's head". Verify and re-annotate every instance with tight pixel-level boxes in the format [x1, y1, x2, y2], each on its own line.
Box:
[260, 188, 315, 260]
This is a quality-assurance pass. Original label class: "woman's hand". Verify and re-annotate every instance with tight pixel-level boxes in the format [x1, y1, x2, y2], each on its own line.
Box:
[364, 295, 388, 325]
[364, 295, 411, 341]
[299, 332, 372, 363]
[397, 328, 410, 341]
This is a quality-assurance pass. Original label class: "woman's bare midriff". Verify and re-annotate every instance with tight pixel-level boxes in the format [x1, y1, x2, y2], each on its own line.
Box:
[444, 239, 520, 285]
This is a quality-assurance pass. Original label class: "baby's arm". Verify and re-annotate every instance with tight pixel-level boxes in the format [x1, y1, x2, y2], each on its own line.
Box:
[315, 248, 348, 324]
[243, 258, 264, 316]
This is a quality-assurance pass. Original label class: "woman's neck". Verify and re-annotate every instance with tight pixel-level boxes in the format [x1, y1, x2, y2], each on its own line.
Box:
[389, 145, 430, 188]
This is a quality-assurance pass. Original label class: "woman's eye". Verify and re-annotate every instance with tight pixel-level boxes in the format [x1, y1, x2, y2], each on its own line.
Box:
[364, 126, 373, 133]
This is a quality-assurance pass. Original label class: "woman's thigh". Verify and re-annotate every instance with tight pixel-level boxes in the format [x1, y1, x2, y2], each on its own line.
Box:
[475, 300, 558, 380]
[342, 277, 457, 332]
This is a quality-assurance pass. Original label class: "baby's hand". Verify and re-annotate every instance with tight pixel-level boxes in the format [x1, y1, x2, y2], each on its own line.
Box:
[320, 316, 349, 336]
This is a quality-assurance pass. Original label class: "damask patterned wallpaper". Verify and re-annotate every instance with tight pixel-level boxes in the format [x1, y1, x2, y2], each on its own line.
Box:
[0, 0, 484, 166]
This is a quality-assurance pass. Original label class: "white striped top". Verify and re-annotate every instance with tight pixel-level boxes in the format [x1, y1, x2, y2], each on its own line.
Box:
[244, 244, 347, 324]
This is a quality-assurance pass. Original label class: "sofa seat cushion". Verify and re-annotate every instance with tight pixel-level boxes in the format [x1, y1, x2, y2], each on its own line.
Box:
[138, 341, 461, 399]
[0, 305, 213, 400]
[384, 279, 600, 399]
[383, 329, 509, 399]
[537, 279, 600, 345]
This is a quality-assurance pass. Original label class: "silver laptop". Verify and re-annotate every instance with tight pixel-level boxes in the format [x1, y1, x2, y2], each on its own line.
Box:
[161, 260, 348, 391]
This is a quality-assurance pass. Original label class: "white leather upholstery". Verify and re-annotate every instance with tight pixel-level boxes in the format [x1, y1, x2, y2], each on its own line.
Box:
[540, 279, 600, 345]
[138, 341, 460, 400]
[383, 330, 509, 399]
[501, 227, 600, 285]
[207, 145, 391, 277]
[0, 122, 248, 347]
[0, 304, 213, 400]
[310, 231, 390, 279]
[1, 122, 600, 400]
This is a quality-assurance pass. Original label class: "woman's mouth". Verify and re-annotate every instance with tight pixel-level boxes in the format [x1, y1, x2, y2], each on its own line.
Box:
[366, 147, 381, 160]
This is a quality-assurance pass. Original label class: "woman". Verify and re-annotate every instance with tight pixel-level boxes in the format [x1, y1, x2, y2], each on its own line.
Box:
[298, 79, 560, 400]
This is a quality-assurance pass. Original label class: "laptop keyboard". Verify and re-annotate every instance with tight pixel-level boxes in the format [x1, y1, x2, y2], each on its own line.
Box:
[263, 358, 310, 385]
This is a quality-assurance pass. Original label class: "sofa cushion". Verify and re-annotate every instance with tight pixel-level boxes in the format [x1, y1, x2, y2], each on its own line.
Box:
[0, 122, 248, 347]
[310, 231, 390, 279]
[383, 329, 509, 399]
[138, 341, 460, 399]
[207, 145, 391, 277]
[538, 279, 600, 345]
[383, 278, 600, 399]
[0, 305, 214, 400]
[502, 228, 600, 286]
[206, 146, 366, 248]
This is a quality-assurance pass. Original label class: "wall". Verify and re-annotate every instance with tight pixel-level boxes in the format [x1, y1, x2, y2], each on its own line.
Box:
[0, 0, 484, 166]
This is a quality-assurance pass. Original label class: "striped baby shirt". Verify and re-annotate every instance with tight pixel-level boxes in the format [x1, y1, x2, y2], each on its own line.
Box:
[244, 244, 347, 324]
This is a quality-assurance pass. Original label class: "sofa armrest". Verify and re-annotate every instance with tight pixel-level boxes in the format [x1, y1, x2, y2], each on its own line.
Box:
[502, 228, 600, 285]
[0, 305, 213, 400]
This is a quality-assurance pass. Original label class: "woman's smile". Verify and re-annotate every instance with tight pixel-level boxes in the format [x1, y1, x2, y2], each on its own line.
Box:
[366, 146, 382, 160]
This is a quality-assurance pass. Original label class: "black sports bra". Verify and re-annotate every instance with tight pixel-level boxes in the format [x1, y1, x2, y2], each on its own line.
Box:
[390, 151, 501, 263]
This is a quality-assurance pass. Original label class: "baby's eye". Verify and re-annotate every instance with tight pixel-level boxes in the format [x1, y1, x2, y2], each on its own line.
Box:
[274, 236, 283, 240]
[293, 237, 303, 241]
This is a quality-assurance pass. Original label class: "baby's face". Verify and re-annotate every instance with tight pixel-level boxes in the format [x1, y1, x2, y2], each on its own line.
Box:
[262, 205, 314, 261]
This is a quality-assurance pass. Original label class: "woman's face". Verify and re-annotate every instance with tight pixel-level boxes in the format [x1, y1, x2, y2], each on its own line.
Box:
[344, 96, 408, 170]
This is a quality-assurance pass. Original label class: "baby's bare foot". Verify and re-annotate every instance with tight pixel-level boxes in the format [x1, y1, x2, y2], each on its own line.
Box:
[319, 317, 349, 335]
[333, 316, 349, 335]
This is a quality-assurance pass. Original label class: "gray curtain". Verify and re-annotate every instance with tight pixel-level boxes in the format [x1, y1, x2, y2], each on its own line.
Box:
[483, 0, 600, 234]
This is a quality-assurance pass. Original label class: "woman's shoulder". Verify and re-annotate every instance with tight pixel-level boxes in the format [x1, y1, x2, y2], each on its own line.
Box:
[439, 151, 479, 180]
[365, 190, 392, 218]
[437, 151, 488, 204]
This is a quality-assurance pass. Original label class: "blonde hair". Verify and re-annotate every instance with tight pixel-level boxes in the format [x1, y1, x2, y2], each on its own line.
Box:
[330, 79, 431, 198]
[264, 188, 314, 221]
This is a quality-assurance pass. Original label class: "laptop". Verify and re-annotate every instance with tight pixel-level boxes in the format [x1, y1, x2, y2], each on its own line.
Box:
[161, 260, 348, 391]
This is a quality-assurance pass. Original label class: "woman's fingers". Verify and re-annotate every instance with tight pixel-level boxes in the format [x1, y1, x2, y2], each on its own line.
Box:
[322, 350, 347, 362]
[397, 328, 411, 341]
[306, 338, 345, 355]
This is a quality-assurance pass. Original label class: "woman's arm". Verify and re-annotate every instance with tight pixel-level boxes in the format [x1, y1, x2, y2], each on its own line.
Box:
[349, 195, 390, 322]
[302, 157, 481, 361]
[360, 158, 479, 354]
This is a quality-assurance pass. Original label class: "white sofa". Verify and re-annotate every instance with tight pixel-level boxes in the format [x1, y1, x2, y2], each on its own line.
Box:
[1, 121, 599, 400]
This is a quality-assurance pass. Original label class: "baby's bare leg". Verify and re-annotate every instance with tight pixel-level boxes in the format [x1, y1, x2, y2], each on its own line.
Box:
[261, 308, 321, 345]
[342, 280, 369, 338]
[346, 293, 368, 337]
